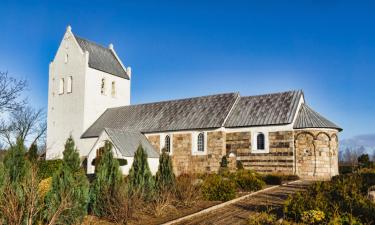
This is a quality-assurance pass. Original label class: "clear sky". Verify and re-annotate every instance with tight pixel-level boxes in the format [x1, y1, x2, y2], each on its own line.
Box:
[1, 0, 374, 139]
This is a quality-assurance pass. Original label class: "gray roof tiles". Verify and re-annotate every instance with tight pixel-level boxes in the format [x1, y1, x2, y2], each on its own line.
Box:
[293, 104, 342, 131]
[82, 93, 239, 138]
[82, 90, 341, 138]
[74, 35, 129, 79]
[104, 128, 159, 158]
[224, 90, 303, 127]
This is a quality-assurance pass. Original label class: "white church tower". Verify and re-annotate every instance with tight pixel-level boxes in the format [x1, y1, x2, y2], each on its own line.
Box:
[46, 26, 131, 159]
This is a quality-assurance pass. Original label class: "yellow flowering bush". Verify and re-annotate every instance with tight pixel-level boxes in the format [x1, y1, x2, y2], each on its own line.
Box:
[38, 177, 52, 198]
[301, 210, 325, 224]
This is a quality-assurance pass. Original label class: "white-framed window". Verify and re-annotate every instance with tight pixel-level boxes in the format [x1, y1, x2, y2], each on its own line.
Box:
[197, 133, 204, 152]
[67, 76, 72, 93]
[160, 134, 173, 155]
[59, 78, 64, 94]
[101, 78, 106, 95]
[251, 131, 269, 153]
[164, 135, 171, 153]
[111, 81, 116, 97]
[192, 132, 207, 155]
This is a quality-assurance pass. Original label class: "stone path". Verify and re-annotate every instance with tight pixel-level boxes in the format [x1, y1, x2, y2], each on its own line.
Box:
[166, 181, 311, 225]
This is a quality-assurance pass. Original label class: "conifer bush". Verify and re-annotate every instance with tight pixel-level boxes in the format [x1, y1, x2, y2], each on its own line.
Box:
[155, 148, 175, 191]
[128, 144, 155, 199]
[3, 138, 31, 183]
[28, 142, 39, 162]
[89, 141, 124, 217]
[43, 136, 89, 225]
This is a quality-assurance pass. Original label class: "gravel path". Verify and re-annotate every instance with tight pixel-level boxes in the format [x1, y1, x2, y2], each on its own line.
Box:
[168, 180, 311, 225]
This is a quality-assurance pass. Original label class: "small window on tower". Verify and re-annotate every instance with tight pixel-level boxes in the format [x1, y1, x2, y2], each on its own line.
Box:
[111, 81, 116, 97]
[67, 76, 72, 93]
[101, 78, 106, 95]
[64, 54, 68, 63]
[59, 78, 64, 94]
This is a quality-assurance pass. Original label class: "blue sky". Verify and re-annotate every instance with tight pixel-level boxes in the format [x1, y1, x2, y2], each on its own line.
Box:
[1, 0, 374, 139]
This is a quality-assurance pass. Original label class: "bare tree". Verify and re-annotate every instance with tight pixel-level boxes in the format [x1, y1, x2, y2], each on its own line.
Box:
[0, 71, 27, 113]
[342, 146, 365, 167]
[0, 106, 46, 148]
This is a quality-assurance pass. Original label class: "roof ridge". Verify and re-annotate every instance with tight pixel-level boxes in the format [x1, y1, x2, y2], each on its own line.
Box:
[107, 92, 238, 110]
[242, 89, 302, 98]
[74, 34, 109, 51]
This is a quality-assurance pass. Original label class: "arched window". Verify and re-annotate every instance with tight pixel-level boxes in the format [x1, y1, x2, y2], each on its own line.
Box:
[257, 133, 265, 150]
[67, 76, 72, 93]
[59, 78, 64, 94]
[101, 78, 106, 95]
[164, 135, 171, 153]
[64, 54, 69, 63]
[111, 81, 116, 97]
[197, 133, 204, 152]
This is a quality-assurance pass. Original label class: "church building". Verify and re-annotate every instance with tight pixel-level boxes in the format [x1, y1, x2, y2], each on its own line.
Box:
[46, 26, 342, 180]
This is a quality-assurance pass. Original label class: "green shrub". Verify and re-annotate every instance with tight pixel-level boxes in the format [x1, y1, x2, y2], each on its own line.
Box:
[301, 210, 325, 224]
[3, 138, 30, 183]
[236, 160, 244, 170]
[220, 156, 228, 168]
[202, 174, 236, 201]
[284, 172, 375, 224]
[247, 212, 277, 225]
[234, 170, 265, 192]
[263, 174, 283, 185]
[155, 149, 175, 191]
[89, 141, 124, 217]
[43, 136, 89, 225]
[127, 144, 155, 199]
[37, 159, 63, 179]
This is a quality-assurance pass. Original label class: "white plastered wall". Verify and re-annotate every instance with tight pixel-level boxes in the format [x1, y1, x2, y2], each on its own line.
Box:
[46, 28, 88, 159]
[87, 131, 159, 175]
[46, 27, 131, 159]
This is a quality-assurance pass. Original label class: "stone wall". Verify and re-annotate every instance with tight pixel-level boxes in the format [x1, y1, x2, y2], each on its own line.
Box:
[146, 132, 226, 176]
[295, 130, 339, 179]
[147, 135, 160, 151]
[227, 131, 294, 174]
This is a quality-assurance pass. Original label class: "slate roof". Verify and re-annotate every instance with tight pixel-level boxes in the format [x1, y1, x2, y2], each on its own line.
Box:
[82, 90, 342, 138]
[225, 90, 303, 127]
[104, 128, 159, 158]
[74, 35, 129, 79]
[82, 93, 239, 138]
[293, 104, 342, 131]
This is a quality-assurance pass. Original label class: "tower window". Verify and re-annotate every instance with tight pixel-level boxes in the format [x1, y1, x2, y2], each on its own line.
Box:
[101, 78, 106, 95]
[256, 133, 265, 150]
[197, 133, 204, 152]
[67, 76, 72, 93]
[64, 54, 68, 63]
[59, 78, 64, 94]
[111, 81, 116, 97]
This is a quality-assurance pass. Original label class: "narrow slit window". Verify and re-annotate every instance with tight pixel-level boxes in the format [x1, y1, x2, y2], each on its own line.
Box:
[197, 133, 204, 152]
[257, 133, 265, 150]
[111, 81, 116, 97]
[59, 78, 64, 94]
[67, 76, 72, 93]
[101, 78, 106, 95]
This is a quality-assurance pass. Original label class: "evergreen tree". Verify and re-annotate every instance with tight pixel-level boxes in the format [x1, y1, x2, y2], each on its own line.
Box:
[62, 136, 81, 172]
[3, 137, 30, 183]
[27, 142, 39, 162]
[89, 141, 124, 216]
[128, 144, 154, 198]
[155, 148, 175, 191]
[43, 136, 89, 225]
